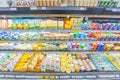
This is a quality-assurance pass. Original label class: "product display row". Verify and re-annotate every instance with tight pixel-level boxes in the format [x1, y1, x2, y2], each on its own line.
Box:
[1, 31, 120, 41]
[0, 18, 120, 30]
[82, 20, 120, 30]
[0, 18, 83, 30]
[0, 42, 120, 51]
[0, 0, 120, 7]
[0, 52, 119, 73]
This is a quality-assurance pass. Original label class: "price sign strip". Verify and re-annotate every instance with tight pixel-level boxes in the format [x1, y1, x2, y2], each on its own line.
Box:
[0, 72, 120, 79]
[0, 8, 17, 11]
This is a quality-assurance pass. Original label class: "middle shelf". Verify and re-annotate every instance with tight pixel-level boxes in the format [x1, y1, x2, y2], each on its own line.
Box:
[0, 42, 120, 51]
[1, 31, 120, 41]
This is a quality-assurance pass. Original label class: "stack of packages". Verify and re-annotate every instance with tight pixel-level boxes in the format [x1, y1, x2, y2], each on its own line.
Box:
[0, 52, 120, 73]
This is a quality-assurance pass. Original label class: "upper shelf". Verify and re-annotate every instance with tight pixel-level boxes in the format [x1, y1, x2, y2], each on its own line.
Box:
[0, 7, 120, 15]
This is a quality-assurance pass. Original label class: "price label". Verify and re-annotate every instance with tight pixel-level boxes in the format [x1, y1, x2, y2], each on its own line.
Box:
[86, 75, 96, 78]
[116, 74, 119, 78]
[50, 76, 55, 79]
[56, 76, 59, 79]
[0, 75, 4, 78]
[5, 75, 15, 78]
[75, 76, 83, 79]
[112, 9, 120, 12]
[71, 76, 76, 79]
[45, 76, 49, 79]
[71, 29, 81, 32]
[15, 75, 25, 78]
[42, 7, 46, 10]
[98, 75, 115, 78]
[30, 7, 38, 10]
[24, 76, 32, 78]
[88, 52, 93, 54]
[0, 41, 8, 43]
[40, 76, 44, 79]
[10, 8, 17, 11]
[80, 7, 87, 11]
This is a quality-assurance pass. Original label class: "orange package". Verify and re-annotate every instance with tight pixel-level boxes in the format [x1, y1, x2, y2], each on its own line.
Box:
[91, 43, 98, 51]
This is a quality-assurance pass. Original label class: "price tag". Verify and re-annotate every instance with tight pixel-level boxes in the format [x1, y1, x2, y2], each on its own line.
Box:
[75, 76, 83, 79]
[116, 74, 119, 78]
[30, 7, 38, 10]
[88, 52, 93, 54]
[80, 7, 87, 11]
[98, 75, 115, 78]
[71, 29, 81, 32]
[39, 76, 44, 79]
[24, 76, 32, 78]
[56, 76, 59, 79]
[0, 41, 8, 43]
[15, 75, 25, 78]
[112, 9, 120, 12]
[45, 76, 49, 79]
[10, 8, 17, 11]
[5, 75, 15, 78]
[50, 76, 55, 79]
[71, 76, 76, 79]
[42, 7, 46, 10]
[0, 75, 4, 78]
[86, 75, 96, 78]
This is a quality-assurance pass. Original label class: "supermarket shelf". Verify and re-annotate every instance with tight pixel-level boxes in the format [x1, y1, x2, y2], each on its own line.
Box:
[0, 7, 119, 15]
[0, 51, 119, 54]
[1, 40, 120, 43]
[0, 72, 120, 79]
[0, 50, 120, 53]
[0, 30, 120, 32]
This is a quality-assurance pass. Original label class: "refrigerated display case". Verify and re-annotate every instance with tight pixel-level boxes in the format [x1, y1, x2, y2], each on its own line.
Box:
[0, 0, 120, 80]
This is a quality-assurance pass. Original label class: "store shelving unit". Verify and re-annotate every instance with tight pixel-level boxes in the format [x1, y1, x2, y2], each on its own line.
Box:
[0, 6, 120, 79]
[0, 7, 119, 15]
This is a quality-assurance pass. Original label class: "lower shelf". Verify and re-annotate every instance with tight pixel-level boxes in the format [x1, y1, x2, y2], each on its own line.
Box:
[0, 72, 120, 79]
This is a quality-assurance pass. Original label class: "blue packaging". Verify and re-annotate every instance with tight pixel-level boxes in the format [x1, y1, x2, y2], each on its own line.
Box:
[100, 43, 104, 51]
[102, 24, 106, 30]
[109, 24, 113, 30]
[106, 24, 110, 30]
[118, 24, 120, 30]
[78, 32, 81, 38]
[114, 23, 118, 30]
[81, 32, 86, 39]
[96, 43, 102, 51]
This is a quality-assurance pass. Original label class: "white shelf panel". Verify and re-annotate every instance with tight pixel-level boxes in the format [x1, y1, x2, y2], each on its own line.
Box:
[0, 72, 120, 79]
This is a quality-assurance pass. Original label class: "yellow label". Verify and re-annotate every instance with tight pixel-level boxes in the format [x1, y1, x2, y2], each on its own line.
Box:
[0, 41, 8, 43]
[71, 29, 81, 32]
[52, 21, 57, 26]
[50, 76, 55, 79]
[45, 76, 49, 79]
[39, 76, 44, 79]
[40, 21, 46, 28]
[88, 52, 92, 54]
[47, 20, 52, 27]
